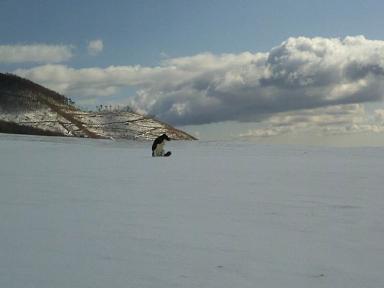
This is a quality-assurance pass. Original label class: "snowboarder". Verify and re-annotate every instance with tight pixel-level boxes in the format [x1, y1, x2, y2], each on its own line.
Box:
[152, 134, 171, 157]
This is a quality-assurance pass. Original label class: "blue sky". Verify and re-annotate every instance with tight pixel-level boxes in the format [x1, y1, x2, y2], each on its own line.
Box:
[2, 0, 384, 66]
[2, 0, 384, 144]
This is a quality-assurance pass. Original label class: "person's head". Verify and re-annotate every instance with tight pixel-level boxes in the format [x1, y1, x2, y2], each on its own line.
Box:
[161, 134, 171, 141]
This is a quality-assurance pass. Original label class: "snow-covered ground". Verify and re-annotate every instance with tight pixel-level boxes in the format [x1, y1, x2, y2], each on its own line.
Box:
[1, 133, 384, 288]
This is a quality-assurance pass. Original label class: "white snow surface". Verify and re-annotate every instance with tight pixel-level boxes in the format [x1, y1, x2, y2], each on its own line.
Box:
[1, 134, 384, 288]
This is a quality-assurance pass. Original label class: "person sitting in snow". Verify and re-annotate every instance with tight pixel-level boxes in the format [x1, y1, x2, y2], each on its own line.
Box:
[152, 134, 171, 157]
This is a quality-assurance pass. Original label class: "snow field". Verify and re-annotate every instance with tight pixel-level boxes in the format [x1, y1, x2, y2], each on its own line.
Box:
[1, 134, 384, 288]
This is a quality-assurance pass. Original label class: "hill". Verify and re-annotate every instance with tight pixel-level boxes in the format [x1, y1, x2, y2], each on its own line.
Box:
[0, 73, 196, 140]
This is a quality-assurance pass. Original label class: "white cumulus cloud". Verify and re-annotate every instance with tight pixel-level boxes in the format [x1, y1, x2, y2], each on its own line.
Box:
[0, 44, 73, 63]
[239, 104, 384, 138]
[87, 39, 103, 56]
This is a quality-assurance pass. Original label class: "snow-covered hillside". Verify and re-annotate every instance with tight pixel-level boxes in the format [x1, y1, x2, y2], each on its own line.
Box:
[0, 109, 195, 140]
[1, 134, 383, 288]
[0, 73, 196, 140]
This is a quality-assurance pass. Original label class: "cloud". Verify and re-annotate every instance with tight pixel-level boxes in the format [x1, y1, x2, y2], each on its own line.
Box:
[0, 44, 73, 63]
[14, 64, 173, 96]
[87, 39, 103, 56]
[374, 109, 384, 123]
[239, 104, 384, 138]
[14, 35, 384, 127]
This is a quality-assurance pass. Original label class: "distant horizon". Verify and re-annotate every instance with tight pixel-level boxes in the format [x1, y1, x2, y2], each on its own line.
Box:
[1, 0, 384, 145]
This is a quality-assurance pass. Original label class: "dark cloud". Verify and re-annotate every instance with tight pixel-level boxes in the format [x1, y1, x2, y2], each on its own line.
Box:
[344, 62, 384, 80]
[136, 36, 384, 125]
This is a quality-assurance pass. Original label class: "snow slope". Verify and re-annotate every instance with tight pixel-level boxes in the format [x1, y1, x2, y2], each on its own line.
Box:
[1, 73, 195, 140]
[1, 134, 383, 288]
[0, 109, 195, 140]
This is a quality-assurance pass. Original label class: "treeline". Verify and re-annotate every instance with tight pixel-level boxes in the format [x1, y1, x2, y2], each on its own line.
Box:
[95, 104, 134, 113]
[0, 120, 65, 137]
